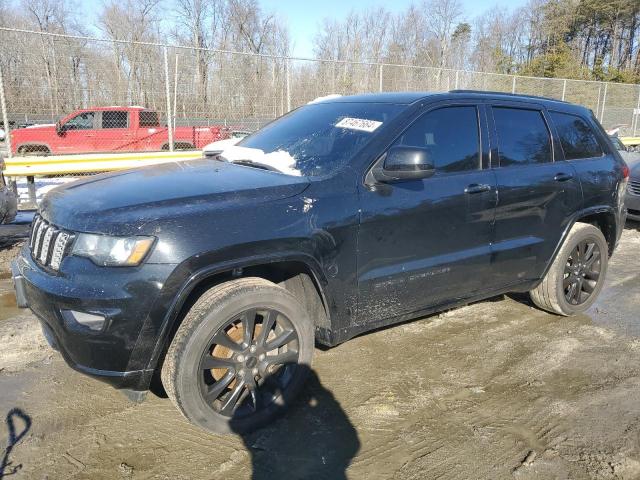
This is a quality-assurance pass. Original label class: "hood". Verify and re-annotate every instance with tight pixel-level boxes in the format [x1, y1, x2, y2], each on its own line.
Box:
[12, 124, 56, 136]
[40, 159, 310, 233]
[630, 158, 640, 179]
[620, 150, 640, 169]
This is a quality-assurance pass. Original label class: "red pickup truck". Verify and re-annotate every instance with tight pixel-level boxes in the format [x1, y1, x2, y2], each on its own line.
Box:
[10, 106, 230, 156]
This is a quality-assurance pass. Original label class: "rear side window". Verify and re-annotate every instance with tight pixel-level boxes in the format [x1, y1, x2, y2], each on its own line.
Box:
[394, 106, 480, 173]
[493, 107, 552, 166]
[139, 111, 159, 127]
[102, 111, 128, 129]
[550, 112, 603, 160]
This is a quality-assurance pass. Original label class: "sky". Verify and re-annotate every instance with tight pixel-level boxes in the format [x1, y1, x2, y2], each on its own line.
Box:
[262, 0, 529, 58]
[78, 0, 528, 58]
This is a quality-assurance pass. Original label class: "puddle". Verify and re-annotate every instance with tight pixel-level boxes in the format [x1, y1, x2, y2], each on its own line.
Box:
[1, 292, 17, 308]
[0, 292, 20, 321]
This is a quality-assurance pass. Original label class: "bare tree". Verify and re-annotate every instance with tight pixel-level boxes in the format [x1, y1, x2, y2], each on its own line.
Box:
[172, 0, 219, 105]
[99, 0, 163, 105]
[424, 0, 463, 69]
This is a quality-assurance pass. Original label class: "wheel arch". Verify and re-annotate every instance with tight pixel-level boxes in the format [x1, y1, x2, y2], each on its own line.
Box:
[146, 253, 332, 384]
[16, 142, 52, 155]
[161, 141, 195, 150]
[536, 205, 619, 286]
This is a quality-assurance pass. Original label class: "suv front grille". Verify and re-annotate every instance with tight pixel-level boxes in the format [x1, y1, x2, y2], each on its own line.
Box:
[629, 180, 640, 196]
[30, 215, 74, 271]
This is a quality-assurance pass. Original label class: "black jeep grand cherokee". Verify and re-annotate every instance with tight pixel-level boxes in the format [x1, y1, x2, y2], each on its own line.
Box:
[12, 91, 629, 433]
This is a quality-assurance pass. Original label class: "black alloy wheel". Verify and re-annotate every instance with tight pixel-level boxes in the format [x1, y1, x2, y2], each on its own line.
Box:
[530, 222, 609, 316]
[199, 308, 300, 418]
[563, 239, 601, 305]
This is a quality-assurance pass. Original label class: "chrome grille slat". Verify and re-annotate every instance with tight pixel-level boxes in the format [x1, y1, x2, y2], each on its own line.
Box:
[629, 181, 640, 196]
[29, 216, 42, 250]
[39, 227, 56, 264]
[29, 215, 73, 271]
[32, 220, 46, 259]
[50, 232, 71, 271]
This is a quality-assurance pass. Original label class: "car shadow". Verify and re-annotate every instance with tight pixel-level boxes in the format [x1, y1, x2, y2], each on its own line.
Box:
[0, 408, 32, 479]
[232, 367, 360, 480]
[625, 218, 640, 232]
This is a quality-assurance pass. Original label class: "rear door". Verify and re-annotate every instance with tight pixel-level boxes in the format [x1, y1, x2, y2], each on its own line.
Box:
[137, 110, 162, 151]
[95, 110, 132, 152]
[548, 110, 620, 214]
[356, 102, 497, 322]
[487, 102, 582, 287]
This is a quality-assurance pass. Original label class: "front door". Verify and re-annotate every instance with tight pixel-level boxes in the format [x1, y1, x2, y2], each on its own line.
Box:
[356, 103, 497, 323]
[487, 102, 582, 287]
[58, 111, 97, 154]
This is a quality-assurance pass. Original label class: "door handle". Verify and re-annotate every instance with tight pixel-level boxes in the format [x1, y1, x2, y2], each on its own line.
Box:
[554, 172, 573, 182]
[464, 183, 492, 194]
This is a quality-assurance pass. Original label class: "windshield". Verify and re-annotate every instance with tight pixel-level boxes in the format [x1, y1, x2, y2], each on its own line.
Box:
[236, 102, 405, 176]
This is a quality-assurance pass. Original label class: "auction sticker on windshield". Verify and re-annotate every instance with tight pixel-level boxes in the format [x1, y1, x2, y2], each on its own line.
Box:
[335, 117, 383, 133]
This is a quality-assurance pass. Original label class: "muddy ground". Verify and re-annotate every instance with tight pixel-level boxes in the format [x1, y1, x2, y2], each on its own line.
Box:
[1, 224, 640, 479]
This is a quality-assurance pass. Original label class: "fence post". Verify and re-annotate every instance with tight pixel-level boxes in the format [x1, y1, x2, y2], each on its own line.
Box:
[634, 86, 640, 137]
[600, 82, 608, 123]
[286, 58, 291, 112]
[561, 79, 567, 101]
[454, 70, 459, 90]
[379, 64, 383, 92]
[163, 46, 174, 152]
[0, 63, 12, 158]
[511, 76, 516, 94]
[173, 53, 179, 132]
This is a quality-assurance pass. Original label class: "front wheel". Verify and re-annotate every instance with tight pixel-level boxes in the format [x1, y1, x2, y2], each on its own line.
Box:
[530, 222, 609, 315]
[161, 277, 314, 434]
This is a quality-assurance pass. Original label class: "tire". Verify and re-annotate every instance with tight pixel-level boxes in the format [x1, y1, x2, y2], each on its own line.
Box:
[161, 277, 314, 434]
[530, 222, 608, 316]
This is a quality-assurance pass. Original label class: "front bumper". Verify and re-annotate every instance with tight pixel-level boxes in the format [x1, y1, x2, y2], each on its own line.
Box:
[626, 190, 640, 221]
[12, 245, 177, 391]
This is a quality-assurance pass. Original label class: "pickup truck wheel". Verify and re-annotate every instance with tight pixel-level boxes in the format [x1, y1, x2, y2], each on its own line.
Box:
[530, 222, 608, 316]
[161, 277, 314, 434]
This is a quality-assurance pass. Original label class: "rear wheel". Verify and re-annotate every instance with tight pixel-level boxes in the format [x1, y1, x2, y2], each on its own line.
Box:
[530, 222, 608, 315]
[161, 277, 314, 434]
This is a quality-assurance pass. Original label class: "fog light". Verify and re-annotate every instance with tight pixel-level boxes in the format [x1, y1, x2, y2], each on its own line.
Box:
[62, 310, 106, 331]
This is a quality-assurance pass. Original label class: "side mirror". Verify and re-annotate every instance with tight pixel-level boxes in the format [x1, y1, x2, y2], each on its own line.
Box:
[55, 120, 64, 136]
[373, 146, 435, 183]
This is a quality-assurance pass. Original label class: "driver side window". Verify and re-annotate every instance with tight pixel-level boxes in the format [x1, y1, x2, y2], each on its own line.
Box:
[393, 106, 480, 173]
[64, 112, 96, 130]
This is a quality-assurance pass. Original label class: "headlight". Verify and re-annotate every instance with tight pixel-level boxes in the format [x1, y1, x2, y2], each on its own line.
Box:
[71, 233, 155, 266]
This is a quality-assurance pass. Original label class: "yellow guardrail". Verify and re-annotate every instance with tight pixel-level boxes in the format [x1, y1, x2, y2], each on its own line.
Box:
[620, 137, 640, 147]
[3, 150, 202, 176]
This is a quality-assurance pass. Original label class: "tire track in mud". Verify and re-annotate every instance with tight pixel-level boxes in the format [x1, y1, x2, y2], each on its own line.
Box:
[340, 300, 585, 480]
[20, 398, 248, 479]
[3, 228, 640, 479]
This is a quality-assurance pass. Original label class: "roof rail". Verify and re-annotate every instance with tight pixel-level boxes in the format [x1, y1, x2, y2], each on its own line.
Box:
[449, 89, 568, 103]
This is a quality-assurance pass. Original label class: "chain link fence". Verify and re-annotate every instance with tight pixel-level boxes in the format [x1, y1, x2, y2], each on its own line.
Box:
[1, 26, 640, 160]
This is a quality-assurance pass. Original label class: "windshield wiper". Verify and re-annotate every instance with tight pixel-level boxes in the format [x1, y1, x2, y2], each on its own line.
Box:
[228, 159, 282, 173]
